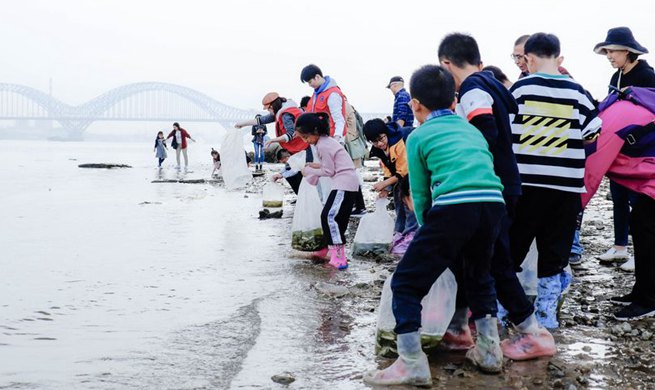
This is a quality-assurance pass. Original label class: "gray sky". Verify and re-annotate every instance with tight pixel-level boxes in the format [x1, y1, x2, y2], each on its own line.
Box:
[2, 0, 654, 113]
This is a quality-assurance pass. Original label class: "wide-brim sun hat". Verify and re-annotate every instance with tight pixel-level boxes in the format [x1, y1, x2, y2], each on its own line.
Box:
[594, 27, 649, 55]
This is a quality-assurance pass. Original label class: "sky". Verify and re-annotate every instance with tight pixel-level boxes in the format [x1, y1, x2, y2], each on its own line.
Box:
[2, 0, 655, 115]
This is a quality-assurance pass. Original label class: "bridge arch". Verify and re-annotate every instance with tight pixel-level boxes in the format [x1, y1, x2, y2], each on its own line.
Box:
[0, 82, 260, 139]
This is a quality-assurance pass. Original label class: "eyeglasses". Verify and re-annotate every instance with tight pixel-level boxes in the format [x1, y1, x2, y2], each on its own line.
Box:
[510, 54, 526, 61]
[372, 134, 387, 145]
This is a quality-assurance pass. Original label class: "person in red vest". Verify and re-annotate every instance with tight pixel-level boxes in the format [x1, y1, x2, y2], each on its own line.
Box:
[300, 64, 367, 215]
[300, 64, 348, 143]
[235, 92, 308, 190]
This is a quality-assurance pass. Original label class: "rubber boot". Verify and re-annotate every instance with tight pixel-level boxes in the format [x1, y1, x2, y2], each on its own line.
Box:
[440, 307, 474, 351]
[466, 315, 503, 374]
[535, 274, 563, 329]
[363, 331, 432, 386]
[328, 245, 348, 270]
[311, 247, 330, 262]
[501, 314, 556, 360]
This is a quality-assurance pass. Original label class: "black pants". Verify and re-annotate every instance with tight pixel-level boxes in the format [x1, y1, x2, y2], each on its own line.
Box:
[454, 196, 534, 325]
[391, 202, 505, 334]
[321, 190, 357, 245]
[354, 187, 366, 210]
[510, 186, 580, 278]
[630, 194, 655, 307]
[286, 173, 302, 194]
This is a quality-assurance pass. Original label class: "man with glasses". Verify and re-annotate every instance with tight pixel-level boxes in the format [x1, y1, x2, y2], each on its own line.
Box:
[512, 34, 572, 79]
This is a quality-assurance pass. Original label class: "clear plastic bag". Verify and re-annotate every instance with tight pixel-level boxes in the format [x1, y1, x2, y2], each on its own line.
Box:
[291, 179, 324, 251]
[262, 182, 284, 208]
[375, 269, 458, 357]
[220, 130, 252, 190]
[517, 240, 572, 297]
[517, 240, 538, 296]
[352, 198, 394, 256]
[287, 150, 306, 172]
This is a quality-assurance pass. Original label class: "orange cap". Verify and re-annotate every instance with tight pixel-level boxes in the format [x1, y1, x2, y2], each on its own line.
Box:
[262, 92, 280, 109]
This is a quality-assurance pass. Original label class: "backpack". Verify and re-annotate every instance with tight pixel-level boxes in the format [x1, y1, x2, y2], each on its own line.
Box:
[344, 101, 368, 160]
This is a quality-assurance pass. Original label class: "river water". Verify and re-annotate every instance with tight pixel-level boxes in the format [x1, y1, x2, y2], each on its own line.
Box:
[0, 140, 378, 389]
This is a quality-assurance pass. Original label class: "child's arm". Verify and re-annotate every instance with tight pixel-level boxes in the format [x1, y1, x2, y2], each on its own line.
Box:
[461, 88, 498, 147]
[406, 135, 431, 226]
[303, 151, 335, 178]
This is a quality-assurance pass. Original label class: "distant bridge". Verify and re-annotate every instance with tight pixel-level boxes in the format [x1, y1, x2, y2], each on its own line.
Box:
[0, 82, 261, 139]
[0, 82, 389, 140]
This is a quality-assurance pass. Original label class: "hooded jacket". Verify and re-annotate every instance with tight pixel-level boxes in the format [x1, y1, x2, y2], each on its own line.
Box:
[582, 87, 655, 207]
[307, 76, 348, 139]
[368, 122, 413, 180]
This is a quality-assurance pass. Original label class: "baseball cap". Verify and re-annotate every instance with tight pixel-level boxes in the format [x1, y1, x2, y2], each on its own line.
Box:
[386, 76, 404, 88]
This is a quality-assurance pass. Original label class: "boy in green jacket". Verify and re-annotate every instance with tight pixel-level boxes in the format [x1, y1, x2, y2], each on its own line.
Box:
[364, 65, 507, 386]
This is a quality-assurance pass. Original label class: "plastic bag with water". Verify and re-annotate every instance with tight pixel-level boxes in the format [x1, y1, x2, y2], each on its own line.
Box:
[352, 198, 394, 256]
[262, 182, 284, 208]
[220, 130, 252, 190]
[291, 179, 324, 251]
[375, 269, 458, 357]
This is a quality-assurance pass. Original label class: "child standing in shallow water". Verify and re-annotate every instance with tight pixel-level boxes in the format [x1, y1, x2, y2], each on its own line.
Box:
[296, 112, 359, 270]
[210, 148, 221, 177]
[153, 131, 167, 167]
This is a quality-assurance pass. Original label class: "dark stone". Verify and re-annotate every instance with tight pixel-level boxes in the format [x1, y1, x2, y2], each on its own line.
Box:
[78, 163, 132, 169]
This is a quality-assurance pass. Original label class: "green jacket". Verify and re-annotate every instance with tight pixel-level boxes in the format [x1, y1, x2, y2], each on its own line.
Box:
[406, 113, 504, 225]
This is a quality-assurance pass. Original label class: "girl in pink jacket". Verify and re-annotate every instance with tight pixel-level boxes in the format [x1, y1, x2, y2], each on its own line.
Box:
[296, 113, 359, 270]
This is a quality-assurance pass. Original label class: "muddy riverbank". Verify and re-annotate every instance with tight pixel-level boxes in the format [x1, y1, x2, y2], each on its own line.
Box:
[1, 140, 653, 389]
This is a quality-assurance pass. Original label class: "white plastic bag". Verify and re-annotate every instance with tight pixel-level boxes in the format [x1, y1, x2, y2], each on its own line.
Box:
[287, 150, 306, 172]
[375, 269, 458, 357]
[291, 179, 324, 251]
[306, 145, 331, 204]
[352, 198, 394, 256]
[220, 130, 252, 190]
[262, 182, 284, 208]
[517, 240, 573, 297]
[517, 240, 538, 296]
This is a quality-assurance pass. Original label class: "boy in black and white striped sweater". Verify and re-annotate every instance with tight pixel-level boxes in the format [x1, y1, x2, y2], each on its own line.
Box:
[508, 33, 602, 329]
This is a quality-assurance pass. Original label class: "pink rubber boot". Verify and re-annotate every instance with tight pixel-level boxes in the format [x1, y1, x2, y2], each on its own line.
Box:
[311, 247, 330, 261]
[328, 245, 348, 270]
[440, 308, 475, 351]
[501, 314, 556, 360]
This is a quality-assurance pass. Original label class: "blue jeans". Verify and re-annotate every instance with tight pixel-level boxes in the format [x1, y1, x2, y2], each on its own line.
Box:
[610, 180, 638, 246]
[253, 142, 264, 165]
[570, 212, 584, 255]
[392, 183, 418, 234]
[391, 202, 504, 334]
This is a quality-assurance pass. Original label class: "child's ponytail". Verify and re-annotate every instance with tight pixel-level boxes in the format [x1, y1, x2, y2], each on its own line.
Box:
[295, 112, 331, 136]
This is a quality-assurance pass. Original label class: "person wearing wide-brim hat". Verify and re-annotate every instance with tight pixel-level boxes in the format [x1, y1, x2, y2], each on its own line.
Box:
[593, 27, 655, 321]
[594, 27, 655, 93]
[593, 27, 655, 268]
